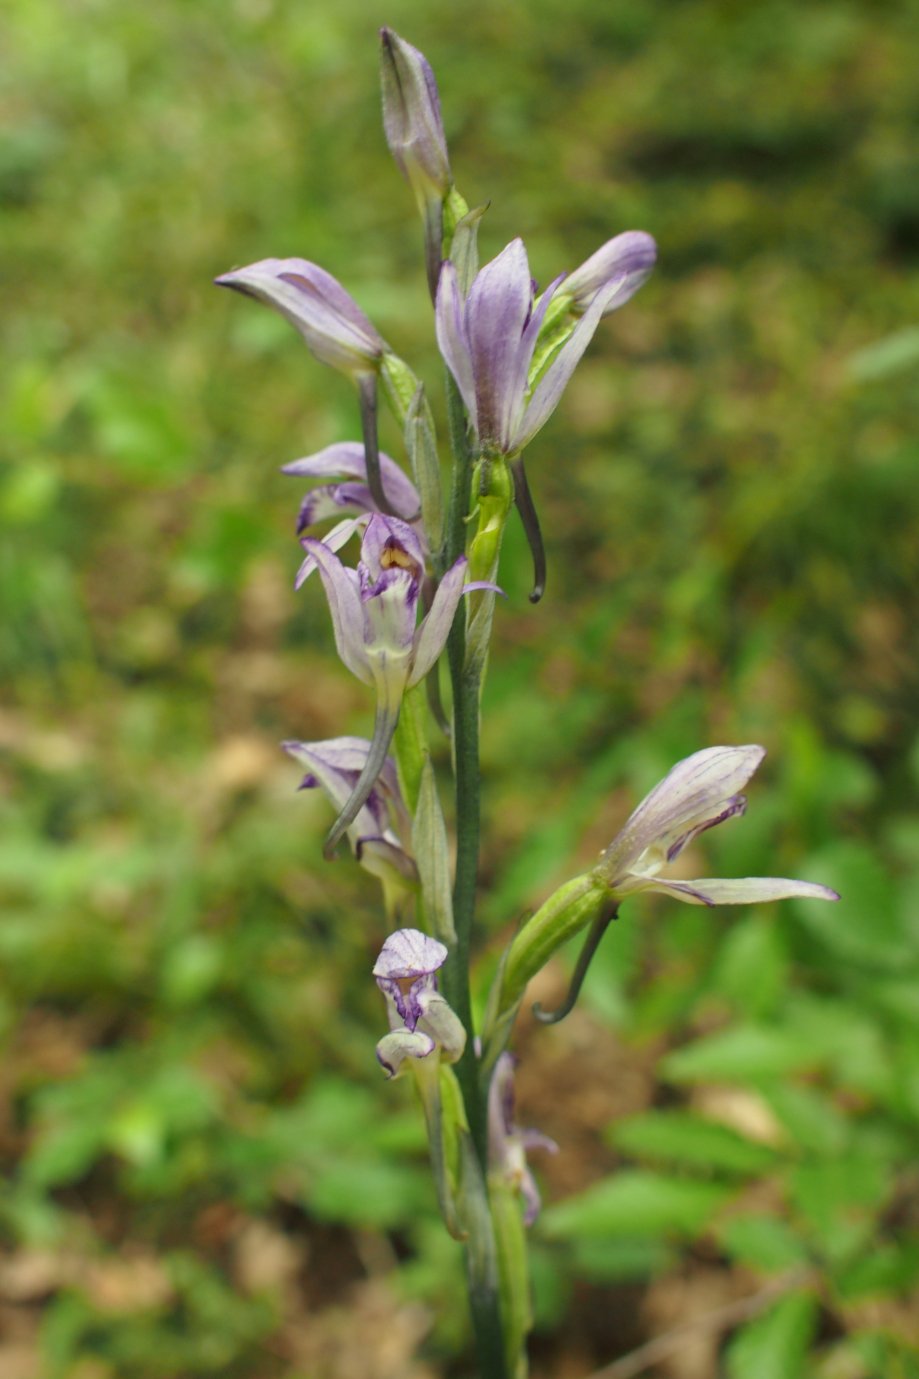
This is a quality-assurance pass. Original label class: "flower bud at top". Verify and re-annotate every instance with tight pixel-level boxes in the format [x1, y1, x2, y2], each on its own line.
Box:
[380, 28, 452, 213]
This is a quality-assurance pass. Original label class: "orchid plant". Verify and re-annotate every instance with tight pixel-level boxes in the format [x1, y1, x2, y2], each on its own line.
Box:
[217, 29, 837, 1379]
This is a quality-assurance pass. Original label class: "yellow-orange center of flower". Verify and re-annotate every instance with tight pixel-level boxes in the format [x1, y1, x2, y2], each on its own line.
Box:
[381, 542, 418, 573]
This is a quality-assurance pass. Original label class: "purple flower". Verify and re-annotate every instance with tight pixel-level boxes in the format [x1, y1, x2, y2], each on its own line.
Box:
[283, 737, 415, 905]
[561, 231, 657, 317]
[303, 515, 483, 853]
[380, 29, 451, 213]
[281, 443, 422, 589]
[487, 1053, 557, 1226]
[435, 238, 628, 457]
[373, 928, 466, 1078]
[215, 258, 385, 378]
[596, 746, 841, 907]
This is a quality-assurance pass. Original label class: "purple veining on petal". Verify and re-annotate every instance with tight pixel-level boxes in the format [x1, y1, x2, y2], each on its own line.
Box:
[603, 745, 766, 878]
[665, 794, 748, 862]
[373, 928, 448, 1031]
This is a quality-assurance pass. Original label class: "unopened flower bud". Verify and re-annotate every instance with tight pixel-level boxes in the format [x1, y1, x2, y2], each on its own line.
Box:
[380, 28, 451, 213]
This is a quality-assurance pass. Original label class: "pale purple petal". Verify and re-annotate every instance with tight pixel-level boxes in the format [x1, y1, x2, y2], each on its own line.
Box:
[216, 258, 384, 373]
[673, 877, 840, 905]
[513, 273, 623, 452]
[301, 538, 373, 684]
[603, 746, 766, 877]
[465, 239, 533, 450]
[294, 517, 366, 588]
[435, 261, 477, 424]
[408, 556, 467, 685]
[282, 443, 420, 518]
[563, 231, 657, 314]
[374, 927, 448, 982]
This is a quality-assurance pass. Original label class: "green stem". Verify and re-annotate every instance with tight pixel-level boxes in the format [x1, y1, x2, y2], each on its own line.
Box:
[440, 370, 484, 1154]
[441, 370, 511, 1379]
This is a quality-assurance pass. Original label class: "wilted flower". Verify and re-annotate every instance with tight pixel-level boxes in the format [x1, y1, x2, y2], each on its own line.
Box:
[303, 514, 486, 852]
[595, 745, 841, 907]
[435, 237, 632, 458]
[562, 230, 657, 316]
[215, 257, 385, 378]
[282, 442, 423, 589]
[487, 1053, 557, 1226]
[374, 928, 466, 1078]
[283, 737, 415, 909]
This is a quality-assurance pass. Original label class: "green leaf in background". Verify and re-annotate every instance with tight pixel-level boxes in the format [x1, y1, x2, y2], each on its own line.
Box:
[762, 1083, 849, 1157]
[791, 841, 911, 971]
[718, 1214, 810, 1274]
[541, 1171, 732, 1241]
[787, 1153, 892, 1263]
[708, 915, 789, 1019]
[834, 1237, 919, 1302]
[847, 326, 919, 381]
[568, 1236, 673, 1283]
[609, 1110, 778, 1177]
[661, 1024, 823, 1085]
[725, 1291, 818, 1379]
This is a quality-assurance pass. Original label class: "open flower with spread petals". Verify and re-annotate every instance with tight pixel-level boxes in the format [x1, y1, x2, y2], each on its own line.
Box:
[594, 745, 840, 907]
[283, 737, 415, 912]
[487, 1053, 557, 1226]
[281, 442, 423, 589]
[374, 929, 466, 1078]
[303, 514, 489, 853]
[436, 237, 623, 459]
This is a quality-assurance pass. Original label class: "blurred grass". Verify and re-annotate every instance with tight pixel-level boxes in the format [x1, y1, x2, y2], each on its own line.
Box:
[2, 0, 919, 1375]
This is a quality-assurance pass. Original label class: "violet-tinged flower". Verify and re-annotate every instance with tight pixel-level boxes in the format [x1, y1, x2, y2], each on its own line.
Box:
[562, 231, 658, 316]
[216, 259, 399, 514]
[215, 257, 385, 377]
[380, 29, 451, 213]
[281, 443, 422, 589]
[488, 1053, 557, 1226]
[435, 237, 625, 458]
[595, 745, 841, 907]
[374, 928, 466, 1078]
[303, 514, 485, 853]
[283, 737, 415, 907]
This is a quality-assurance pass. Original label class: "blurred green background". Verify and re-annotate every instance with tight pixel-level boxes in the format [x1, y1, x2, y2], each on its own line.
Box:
[2, 0, 918, 1375]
